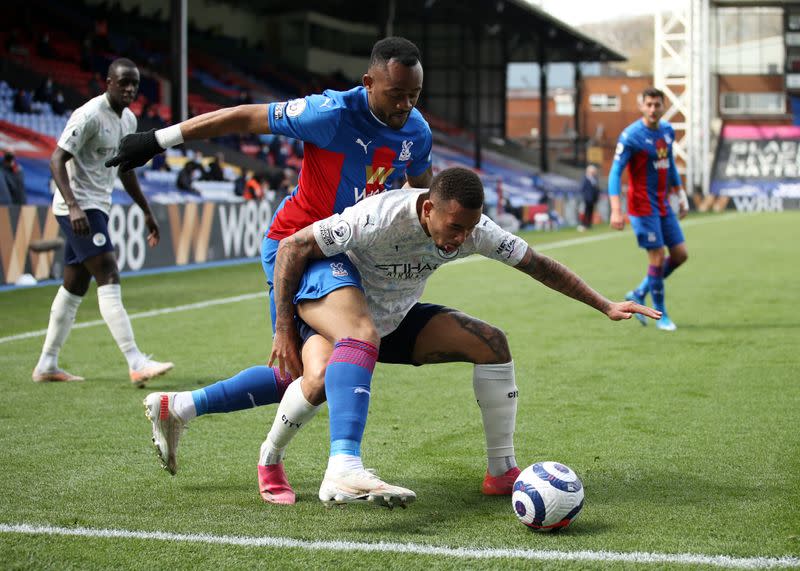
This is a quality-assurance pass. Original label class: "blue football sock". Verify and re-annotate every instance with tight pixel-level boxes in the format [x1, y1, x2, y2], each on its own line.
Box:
[648, 265, 666, 314]
[325, 338, 379, 458]
[634, 275, 650, 299]
[191, 366, 292, 416]
[662, 256, 679, 279]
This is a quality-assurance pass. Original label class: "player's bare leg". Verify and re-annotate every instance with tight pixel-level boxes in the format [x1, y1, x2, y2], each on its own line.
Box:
[412, 310, 521, 495]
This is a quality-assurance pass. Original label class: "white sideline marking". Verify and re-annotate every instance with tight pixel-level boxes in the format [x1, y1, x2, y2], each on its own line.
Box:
[446, 212, 742, 266]
[0, 523, 797, 569]
[0, 213, 742, 345]
[0, 292, 263, 345]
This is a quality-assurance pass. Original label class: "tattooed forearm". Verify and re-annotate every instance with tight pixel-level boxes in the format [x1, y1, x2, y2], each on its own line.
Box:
[516, 246, 611, 314]
[273, 228, 319, 331]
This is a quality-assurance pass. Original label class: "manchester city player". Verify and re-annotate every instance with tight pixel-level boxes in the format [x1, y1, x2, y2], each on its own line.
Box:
[608, 87, 689, 331]
[269, 167, 658, 507]
[33, 58, 173, 386]
[107, 38, 433, 500]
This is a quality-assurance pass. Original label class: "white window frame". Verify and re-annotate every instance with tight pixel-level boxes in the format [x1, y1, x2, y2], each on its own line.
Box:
[588, 94, 620, 112]
[720, 92, 785, 115]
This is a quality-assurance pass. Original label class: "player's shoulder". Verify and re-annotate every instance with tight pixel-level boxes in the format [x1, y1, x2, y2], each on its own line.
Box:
[72, 94, 104, 118]
[620, 120, 646, 144]
[624, 119, 644, 135]
[366, 189, 420, 219]
[328, 86, 364, 112]
[658, 120, 675, 135]
[122, 107, 137, 127]
[65, 95, 105, 130]
[473, 213, 503, 235]
[404, 108, 432, 139]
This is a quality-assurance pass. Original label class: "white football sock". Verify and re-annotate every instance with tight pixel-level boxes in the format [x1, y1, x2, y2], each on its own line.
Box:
[259, 377, 321, 466]
[326, 454, 364, 475]
[97, 284, 145, 369]
[172, 391, 196, 423]
[473, 361, 519, 476]
[36, 286, 83, 372]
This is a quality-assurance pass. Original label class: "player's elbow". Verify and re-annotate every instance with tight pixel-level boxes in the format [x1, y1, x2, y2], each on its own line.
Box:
[234, 104, 268, 134]
[50, 148, 68, 173]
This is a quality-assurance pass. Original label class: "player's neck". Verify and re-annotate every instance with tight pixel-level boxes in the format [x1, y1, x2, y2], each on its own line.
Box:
[105, 92, 125, 117]
[641, 117, 659, 130]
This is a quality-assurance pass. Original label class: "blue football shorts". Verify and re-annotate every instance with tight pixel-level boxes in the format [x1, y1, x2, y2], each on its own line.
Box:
[56, 208, 115, 265]
[628, 212, 685, 250]
[261, 236, 363, 334]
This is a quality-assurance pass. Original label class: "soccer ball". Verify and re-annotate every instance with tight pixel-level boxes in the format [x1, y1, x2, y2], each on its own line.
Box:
[512, 461, 584, 532]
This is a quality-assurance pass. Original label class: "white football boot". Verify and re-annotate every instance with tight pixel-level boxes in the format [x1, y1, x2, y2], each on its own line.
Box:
[130, 357, 174, 387]
[319, 468, 416, 509]
[143, 392, 185, 475]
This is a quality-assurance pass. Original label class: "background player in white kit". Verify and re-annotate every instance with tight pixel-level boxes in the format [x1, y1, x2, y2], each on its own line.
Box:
[32, 58, 173, 386]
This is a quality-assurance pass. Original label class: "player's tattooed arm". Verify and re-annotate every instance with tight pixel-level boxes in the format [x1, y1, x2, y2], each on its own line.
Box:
[515, 245, 613, 315]
[273, 226, 324, 331]
[270, 226, 326, 378]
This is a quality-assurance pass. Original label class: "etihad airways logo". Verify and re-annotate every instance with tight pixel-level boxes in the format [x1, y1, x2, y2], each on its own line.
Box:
[375, 261, 440, 280]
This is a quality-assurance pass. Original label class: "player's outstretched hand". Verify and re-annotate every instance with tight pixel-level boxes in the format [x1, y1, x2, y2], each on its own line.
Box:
[606, 300, 661, 322]
[268, 327, 303, 381]
[104, 128, 163, 173]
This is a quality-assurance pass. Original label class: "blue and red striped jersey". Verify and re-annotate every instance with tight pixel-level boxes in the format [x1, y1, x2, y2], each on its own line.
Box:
[266, 86, 432, 239]
[608, 119, 682, 217]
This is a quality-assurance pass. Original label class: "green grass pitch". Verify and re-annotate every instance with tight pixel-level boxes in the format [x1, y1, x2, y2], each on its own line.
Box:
[0, 212, 798, 569]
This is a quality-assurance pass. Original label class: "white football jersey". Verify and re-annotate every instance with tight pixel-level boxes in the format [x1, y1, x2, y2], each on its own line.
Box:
[313, 189, 526, 336]
[52, 93, 137, 216]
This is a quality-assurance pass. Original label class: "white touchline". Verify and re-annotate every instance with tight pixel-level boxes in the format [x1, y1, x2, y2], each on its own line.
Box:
[0, 213, 742, 346]
[0, 292, 264, 345]
[445, 212, 742, 266]
[0, 523, 797, 569]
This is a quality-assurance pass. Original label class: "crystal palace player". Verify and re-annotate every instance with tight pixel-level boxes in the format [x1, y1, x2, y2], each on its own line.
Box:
[608, 87, 689, 331]
[107, 38, 433, 496]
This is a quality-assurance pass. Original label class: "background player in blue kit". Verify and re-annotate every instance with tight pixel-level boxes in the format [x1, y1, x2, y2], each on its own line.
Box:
[607, 87, 689, 331]
[107, 38, 434, 501]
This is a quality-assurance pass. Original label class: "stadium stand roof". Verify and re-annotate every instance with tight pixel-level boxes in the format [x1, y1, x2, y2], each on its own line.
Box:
[213, 0, 624, 172]
[221, 0, 626, 63]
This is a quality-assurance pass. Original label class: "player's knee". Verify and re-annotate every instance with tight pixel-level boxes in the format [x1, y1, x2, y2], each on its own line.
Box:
[345, 316, 380, 347]
[91, 257, 120, 285]
[63, 278, 90, 297]
[300, 374, 326, 406]
[478, 324, 511, 364]
[674, 249, 688, 266]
